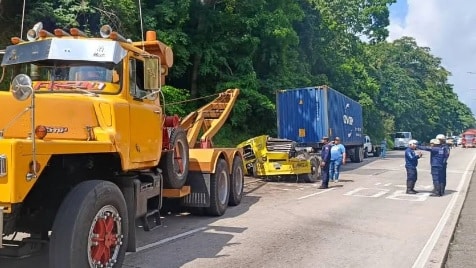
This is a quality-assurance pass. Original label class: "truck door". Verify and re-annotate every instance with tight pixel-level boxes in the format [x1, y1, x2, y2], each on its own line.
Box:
[128, 58, 163, 163]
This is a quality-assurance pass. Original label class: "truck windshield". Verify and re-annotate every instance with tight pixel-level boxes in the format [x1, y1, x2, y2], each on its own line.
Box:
[9, 61, 122, 94]
[395, 132, 410, 138]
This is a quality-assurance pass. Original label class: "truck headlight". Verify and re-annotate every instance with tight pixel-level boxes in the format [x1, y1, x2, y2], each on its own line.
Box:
[0, 155, 6, 177]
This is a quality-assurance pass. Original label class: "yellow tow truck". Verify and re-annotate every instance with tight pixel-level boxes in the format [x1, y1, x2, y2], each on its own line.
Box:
[0, 22, 243, 267]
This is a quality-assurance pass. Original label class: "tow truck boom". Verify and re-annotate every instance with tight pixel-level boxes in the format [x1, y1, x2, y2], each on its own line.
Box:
[180, 88, 240, 149]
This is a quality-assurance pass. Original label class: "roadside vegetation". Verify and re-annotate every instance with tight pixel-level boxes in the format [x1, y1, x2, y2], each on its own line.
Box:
[1, 0, 474, 146]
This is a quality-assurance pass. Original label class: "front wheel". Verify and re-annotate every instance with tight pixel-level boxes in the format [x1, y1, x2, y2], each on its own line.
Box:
[49, 180, 128, 268]
[299, 156, 320, 183]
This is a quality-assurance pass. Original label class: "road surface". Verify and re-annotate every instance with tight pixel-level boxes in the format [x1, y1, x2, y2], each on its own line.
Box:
[1, 147, 474, 268]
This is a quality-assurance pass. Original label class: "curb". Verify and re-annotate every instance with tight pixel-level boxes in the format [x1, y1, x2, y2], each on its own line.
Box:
[413, 152, 476, 268]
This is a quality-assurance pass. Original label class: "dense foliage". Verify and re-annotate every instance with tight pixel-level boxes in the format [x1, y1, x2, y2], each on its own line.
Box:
[0, 0, 474, 146]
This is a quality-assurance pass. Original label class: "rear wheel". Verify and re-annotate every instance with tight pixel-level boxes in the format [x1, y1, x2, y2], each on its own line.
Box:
[49, 180, 128, 268]
[229, 156, 244, 206]
[299, 156, 320, 183]
[160, 128, 190, 189]
[353, 147, 364, 163]
[206, 159, 230, 216]
[373, 147, 381, 157]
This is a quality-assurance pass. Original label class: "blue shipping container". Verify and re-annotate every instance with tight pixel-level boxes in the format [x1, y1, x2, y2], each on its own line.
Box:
[276, 86, 363, 148]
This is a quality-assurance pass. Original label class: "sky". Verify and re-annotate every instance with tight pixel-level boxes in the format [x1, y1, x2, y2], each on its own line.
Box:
[387, 0, 476, 116]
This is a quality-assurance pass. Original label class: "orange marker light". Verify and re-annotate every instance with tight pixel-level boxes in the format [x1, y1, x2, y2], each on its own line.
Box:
[35, 125, 48, 139]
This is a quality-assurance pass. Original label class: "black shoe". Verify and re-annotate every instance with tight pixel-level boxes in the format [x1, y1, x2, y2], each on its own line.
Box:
[439, 183, 445, 196]
[409, 181, 419, 193]
[406, 181, 417, 194]
[406, 189, 417, 194]
[318, 185, 328, 189]
[430, 182, 440, 196]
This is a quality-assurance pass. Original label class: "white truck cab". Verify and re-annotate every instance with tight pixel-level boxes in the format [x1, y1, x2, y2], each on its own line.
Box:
[363, 135, 381, 157]
[394, 132, 412, 149]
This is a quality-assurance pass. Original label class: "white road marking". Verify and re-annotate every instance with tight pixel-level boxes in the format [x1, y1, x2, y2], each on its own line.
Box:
[386, 190, 430, 202]
[375, 182, 382, 185]
[297, 188, 335, 200]
[127, 227, 207, 254]
[343, 187, 389, 198]
[412, 152, 476, 268]
[384, 183, 392, 186]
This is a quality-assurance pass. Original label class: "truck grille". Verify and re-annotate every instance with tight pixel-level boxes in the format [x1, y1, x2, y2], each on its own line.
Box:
[0, 155, 6, 177]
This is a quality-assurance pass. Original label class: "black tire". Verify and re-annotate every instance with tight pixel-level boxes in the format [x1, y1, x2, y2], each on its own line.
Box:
[160, 128, 190, 189]
[251, 161, 258, 177]
[353, 147, 364, 163]
[299, 156, 320, 183]
[206, 158, 230, 216]
[373, 147, 381, 157]
[49, 180, 128, 268]
[229, 156, 244, 206]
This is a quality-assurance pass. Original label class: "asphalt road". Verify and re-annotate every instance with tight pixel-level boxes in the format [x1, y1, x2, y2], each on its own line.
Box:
[1, 147, 475, 268]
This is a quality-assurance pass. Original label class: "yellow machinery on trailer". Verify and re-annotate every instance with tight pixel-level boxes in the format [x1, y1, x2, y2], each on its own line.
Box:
[237, 135, 320, 182]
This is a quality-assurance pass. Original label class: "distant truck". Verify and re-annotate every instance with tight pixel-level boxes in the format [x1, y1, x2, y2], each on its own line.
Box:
[394, 131, 412, 149]
[363, 135, 381, 157]
[276, 85, 364, 163]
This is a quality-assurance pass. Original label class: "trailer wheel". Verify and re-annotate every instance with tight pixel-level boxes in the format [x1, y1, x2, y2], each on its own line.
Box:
[160, 127, 190, 189]
[373, 147, 381, 157]
[229, 156, 244, 206]
[353, 147, 364, 163]
[206, 158, 230, 216]
[299, 156, 320, 183]
[49, 180, 128, 268]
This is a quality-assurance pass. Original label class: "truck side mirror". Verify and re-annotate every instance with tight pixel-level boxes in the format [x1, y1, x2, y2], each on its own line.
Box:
[143, 57, 159, 90]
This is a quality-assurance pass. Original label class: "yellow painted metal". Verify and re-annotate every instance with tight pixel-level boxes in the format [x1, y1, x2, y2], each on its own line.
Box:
[0, 140, 50, 204]
[0, 49, 168, 209]
[162, 186, 191, 198]
[236, 135, 313, 177]
[188, 148, 223, 173]
[180, 89, 240, 148]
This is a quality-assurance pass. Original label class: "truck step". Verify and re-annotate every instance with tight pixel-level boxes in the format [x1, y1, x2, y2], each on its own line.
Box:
[141, 209, 161, 231]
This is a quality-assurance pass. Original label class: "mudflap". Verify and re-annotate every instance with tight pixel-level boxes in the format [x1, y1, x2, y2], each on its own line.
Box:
[116, 171, 163, 252]
[181, 171, 211, 207]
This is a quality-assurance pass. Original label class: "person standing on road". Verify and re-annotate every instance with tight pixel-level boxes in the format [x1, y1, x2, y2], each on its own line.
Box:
[417, 139, 445, 196]
[436, 134, 450, 195]
[380, 138, 387, 159]
[329, 137, 346, 183]
[404, 140, 422, 194]
[318, 136, 333, 189]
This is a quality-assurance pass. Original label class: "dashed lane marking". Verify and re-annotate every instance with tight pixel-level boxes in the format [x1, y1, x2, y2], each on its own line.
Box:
[297, 188, 335, 200]
[126, 227, 207, 254]
[343, 187, 389, 198]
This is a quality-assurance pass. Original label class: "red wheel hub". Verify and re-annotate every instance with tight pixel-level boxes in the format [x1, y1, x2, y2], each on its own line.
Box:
[89, 210, 122, 266]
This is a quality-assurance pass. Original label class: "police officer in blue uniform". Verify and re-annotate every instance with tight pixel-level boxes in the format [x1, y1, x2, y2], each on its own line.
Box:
[405, 140, 422, 194]
[436, 134, 450, 195]
[418, 138, 447, 196]
[318, 137, 333, 189]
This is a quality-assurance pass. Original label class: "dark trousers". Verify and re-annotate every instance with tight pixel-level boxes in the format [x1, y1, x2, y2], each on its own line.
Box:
[406, 167, 417, 182]
[441, 164, 447, 185]
[431, 166, 443, 184]
[321, 165, 330, 186]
